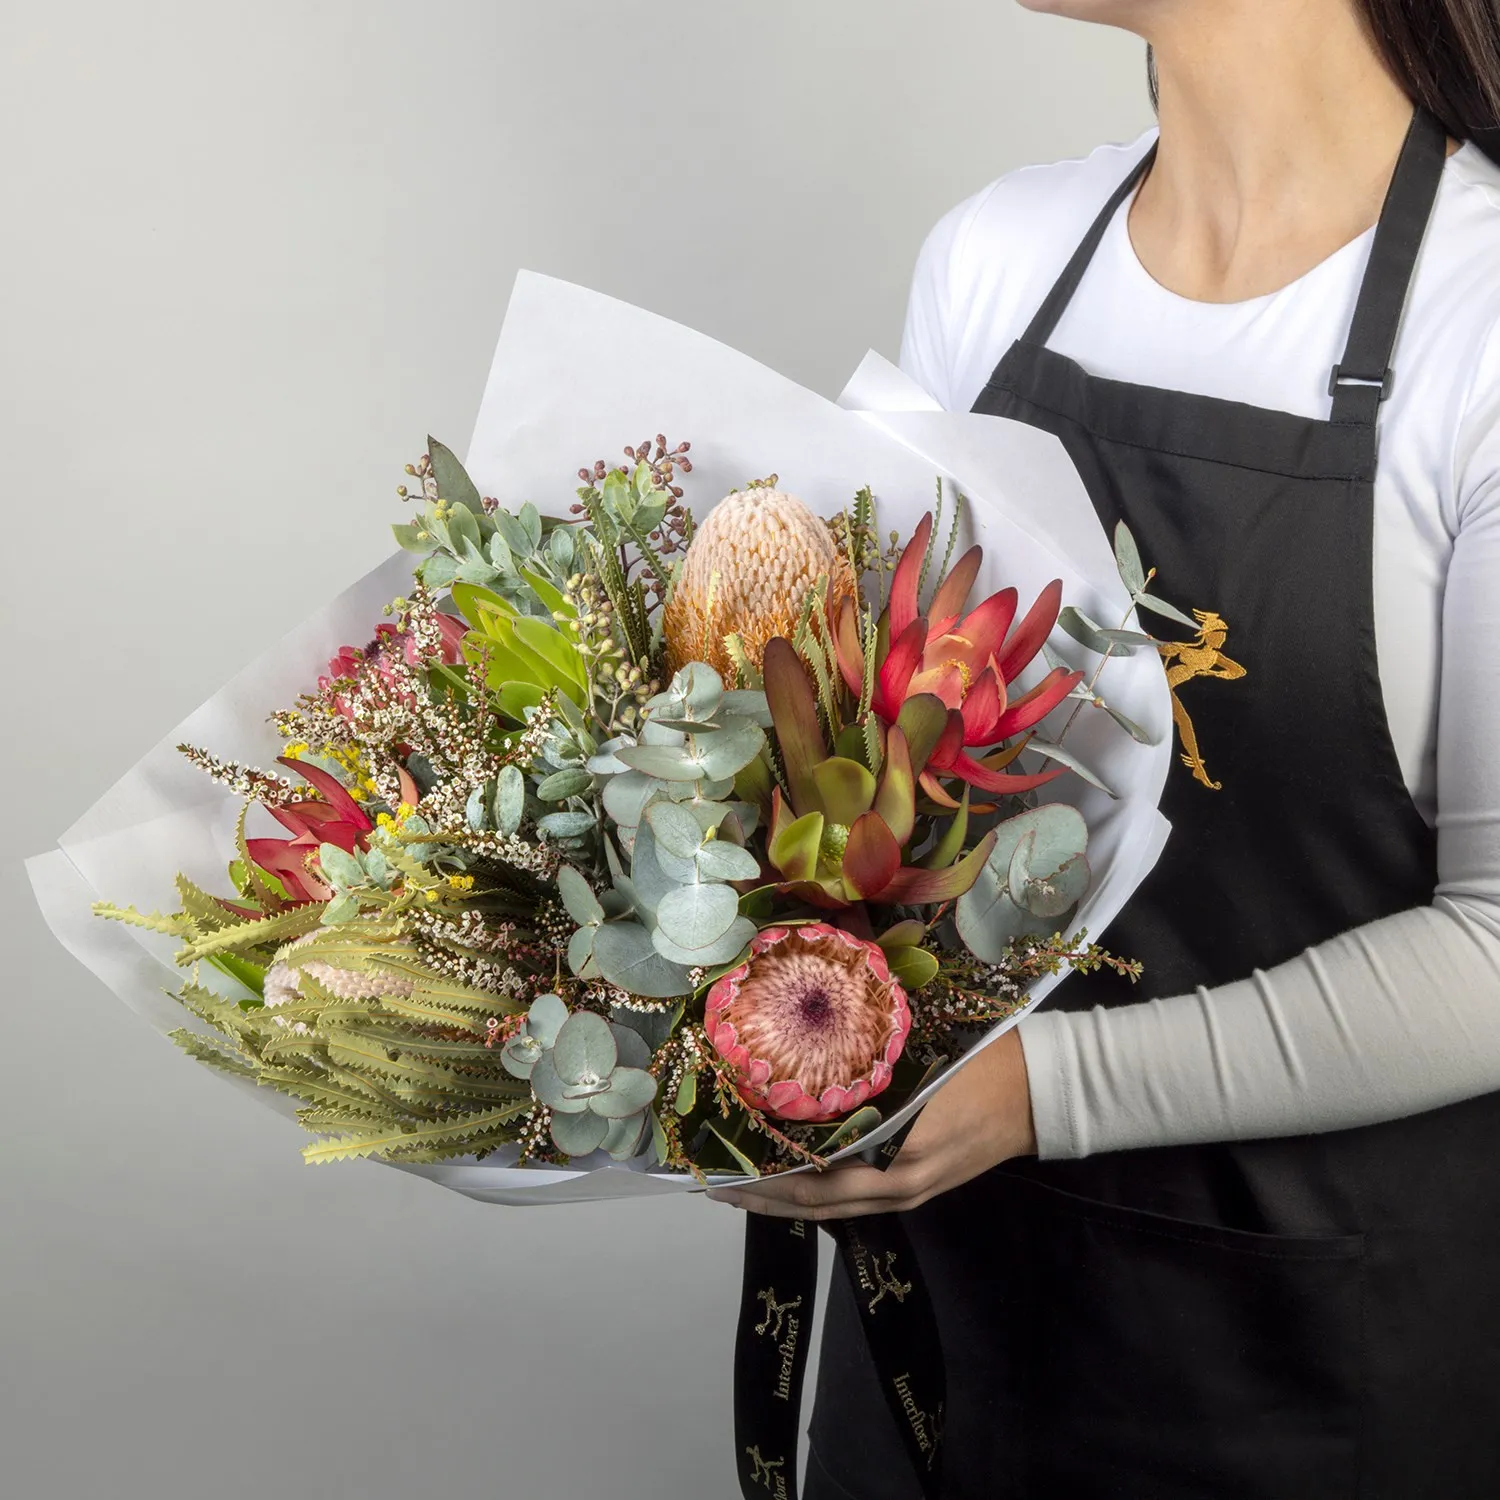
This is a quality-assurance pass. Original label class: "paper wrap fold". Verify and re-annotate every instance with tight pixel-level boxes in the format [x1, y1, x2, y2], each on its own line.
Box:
[28, 272, 1172, 1205]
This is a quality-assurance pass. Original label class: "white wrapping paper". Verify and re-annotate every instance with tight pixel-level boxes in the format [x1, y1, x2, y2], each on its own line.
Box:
[27, 271, 1172, 1205]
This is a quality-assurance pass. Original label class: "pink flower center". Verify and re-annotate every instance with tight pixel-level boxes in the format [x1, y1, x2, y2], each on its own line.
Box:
[722, 932, 900, 1099]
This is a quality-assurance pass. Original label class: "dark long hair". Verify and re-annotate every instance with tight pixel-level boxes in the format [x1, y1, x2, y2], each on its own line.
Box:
[1148, 1, 1500, 165]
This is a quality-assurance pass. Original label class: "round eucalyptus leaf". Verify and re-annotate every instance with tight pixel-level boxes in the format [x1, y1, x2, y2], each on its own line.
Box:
[602, 770, 657, 830]
[317, 844, 364, 889]
[641, 719, 690, 748]
[608, 1022, 653, 1070]
[586, 737, 635, 776]
[594, 1066, 659, 1119]
[652, 915, 757, 969]
[719, 690, 773, 727]
[656, 881, 741, 950]
[646, 800, 704, 859]
[566, 922, 599, 979]
[601, 1110, 650, 1161]
[616, 744, 705, 782]
[556, 864, 605, 926]
[695, 841, 761, 883]
[695, 720, 766, 781]
[527, 992, 570, 1048]
[500, 1034, 542, 1080]
[552, 1010, 618, 1085]
[549, 1107, 609, 1158]
[529, 1049, 587, 1113]
[674, 662, 725, 719]
[591, 920, 695, 998]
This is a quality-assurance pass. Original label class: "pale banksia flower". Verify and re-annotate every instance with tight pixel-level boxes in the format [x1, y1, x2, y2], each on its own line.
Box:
[662, 487, 857, 681]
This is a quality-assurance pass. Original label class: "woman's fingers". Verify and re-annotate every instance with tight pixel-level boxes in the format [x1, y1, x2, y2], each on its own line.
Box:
[708, 1161, 923, 1220]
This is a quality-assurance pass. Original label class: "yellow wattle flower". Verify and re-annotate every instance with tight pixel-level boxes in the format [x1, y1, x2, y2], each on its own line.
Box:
[662, 486, 857, 681]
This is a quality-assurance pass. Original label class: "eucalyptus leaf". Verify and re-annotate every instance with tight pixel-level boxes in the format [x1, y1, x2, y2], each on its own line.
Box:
[695, 720, 766, 781]
[595, 1067, 659, 1119]
[538, 810, 599, 840]
[652, 915, 756, 968]
[603, 1110, 650, 1161]
[537, 767, 593, 802]
[1057, 606, 1114, 655]
[550, 1107, 609, 1157]
[719, 690, 773, 727]
[656, 882, 741, 950]
[320, 892, 359, 925]
[493, 765, 526, 834]
[1098, 697, 1159, 745]
[427, 436, 484, 514]
[592, 921, 694, 998]
[552, 1010, 618, 1085]
[1024, 737, 1117, 798]
[601, 770, 657, 830]
[646, 800, 704, 859]
[1134, 590, 1199, 629]
[616, 744, 704, 782]
[465, 784, 490, 832]
[1113, 521, 1146, 594]
[528, 993, 570, 1048]
[566, 922, 598, 978]
[695, 841, 761, 882]
[608, 1023, 653, 1070]
[317, 845, 364, 889]
[530, 1050, 587, 1113]
[556, 865, 605, 925]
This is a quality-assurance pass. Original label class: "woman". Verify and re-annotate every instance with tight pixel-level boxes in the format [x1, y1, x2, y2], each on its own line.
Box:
[707, 1, 1500, 1495]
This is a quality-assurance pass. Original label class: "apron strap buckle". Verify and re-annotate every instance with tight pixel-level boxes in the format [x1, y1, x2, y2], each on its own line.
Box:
[1328, 363, 1394, 400]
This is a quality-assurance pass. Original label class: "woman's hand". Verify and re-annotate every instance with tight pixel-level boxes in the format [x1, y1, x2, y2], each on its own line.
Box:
[705, 1027, 1039, 1221]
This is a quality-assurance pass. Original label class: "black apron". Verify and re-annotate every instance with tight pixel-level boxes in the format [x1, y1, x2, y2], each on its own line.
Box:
[803, 108, 1500, 1499]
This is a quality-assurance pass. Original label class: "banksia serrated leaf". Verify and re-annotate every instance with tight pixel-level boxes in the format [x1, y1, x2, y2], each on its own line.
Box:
[92, 903, 190, 938]
[168, 1027, 258, 1079]
[301, 1101, 532, 1165]
[178, 904, 327, 962]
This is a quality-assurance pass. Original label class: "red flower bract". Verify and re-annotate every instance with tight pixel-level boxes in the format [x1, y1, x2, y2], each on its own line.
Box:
[834, 511, 1085, 802]
[704, 924, 911, 1124]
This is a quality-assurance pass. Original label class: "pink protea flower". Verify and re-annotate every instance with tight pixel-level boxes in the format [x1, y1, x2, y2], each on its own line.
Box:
[704, 924, 911, 1123]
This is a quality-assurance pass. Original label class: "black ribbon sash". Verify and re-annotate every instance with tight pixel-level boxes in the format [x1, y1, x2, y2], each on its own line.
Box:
[732, 1123, 946, 1498]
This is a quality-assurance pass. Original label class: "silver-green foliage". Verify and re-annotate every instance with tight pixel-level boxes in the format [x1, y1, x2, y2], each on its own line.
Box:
[566, 665, 768, 996]
[501, 994, 659, 1160]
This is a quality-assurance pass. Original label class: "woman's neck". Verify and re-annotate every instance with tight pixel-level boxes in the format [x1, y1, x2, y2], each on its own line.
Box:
[1130, 0, 1437, 303]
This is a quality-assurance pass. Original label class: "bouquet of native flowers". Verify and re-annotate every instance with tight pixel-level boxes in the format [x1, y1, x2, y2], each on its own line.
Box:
[80, 425, 1156, 1180]
[29, 272, 1174, 1202]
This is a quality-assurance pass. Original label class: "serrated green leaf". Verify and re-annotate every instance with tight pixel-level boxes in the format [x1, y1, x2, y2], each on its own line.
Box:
[302, 1101, 531, 1164]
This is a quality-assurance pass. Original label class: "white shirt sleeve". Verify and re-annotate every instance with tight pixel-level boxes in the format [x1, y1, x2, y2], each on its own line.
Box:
[1017, 320, 1500, 1159]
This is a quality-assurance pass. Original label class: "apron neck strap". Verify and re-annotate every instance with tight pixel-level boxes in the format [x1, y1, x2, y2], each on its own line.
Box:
[1020, 142, 1157, 348]
[1329, 106, 1448, 425]
[1019, 108, 1450, 429]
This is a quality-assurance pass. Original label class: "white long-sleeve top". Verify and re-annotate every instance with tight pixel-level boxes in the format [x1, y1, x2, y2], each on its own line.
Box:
[899, 129, 1500, 1160]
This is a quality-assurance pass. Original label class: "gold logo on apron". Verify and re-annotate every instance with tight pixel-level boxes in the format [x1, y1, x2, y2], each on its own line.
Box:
[744, 1445, 789, 1495]
[1157, 608, 1246, 791]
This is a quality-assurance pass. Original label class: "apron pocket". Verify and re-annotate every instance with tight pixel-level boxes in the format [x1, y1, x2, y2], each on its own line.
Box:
[1014, 1174, 1366, 1500]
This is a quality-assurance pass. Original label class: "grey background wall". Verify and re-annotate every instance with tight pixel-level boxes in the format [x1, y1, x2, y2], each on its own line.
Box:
[1, 4, 1149, 1496]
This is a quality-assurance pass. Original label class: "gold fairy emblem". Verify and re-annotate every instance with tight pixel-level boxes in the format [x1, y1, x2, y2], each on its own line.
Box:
[865, 1250, 914, 1313]
[1156, 608, 1246, 791]
[744, 1446, 787, 1491]
[754, 1287, 803, 1341]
